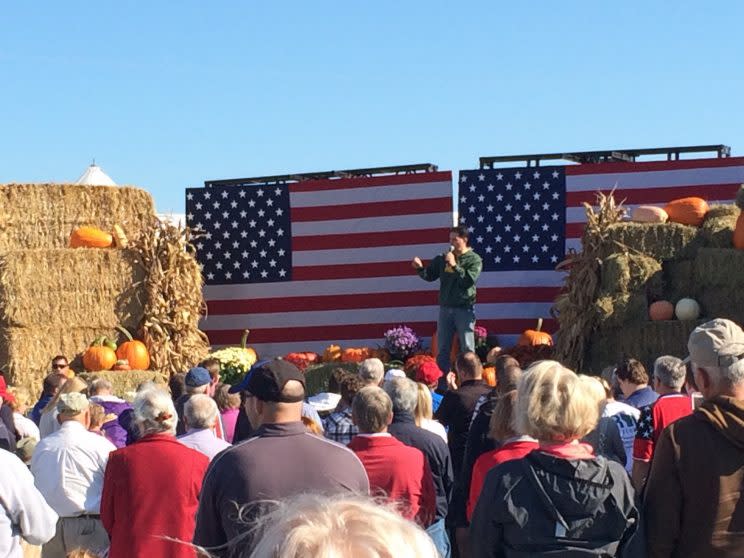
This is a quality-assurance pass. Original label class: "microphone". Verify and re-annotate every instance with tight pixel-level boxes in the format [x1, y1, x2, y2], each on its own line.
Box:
[443, 245, 454, 257]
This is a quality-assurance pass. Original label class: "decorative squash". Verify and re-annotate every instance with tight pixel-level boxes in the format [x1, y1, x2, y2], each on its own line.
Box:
[675, 298, 701, 321]
[483, 366, 497, 387]
[283, 352, 320, 371]
[112, 359, 131, 371]
[517, 318, 553, 346]
[631, 206, 668, 223]
[430, 330, 460, 367]
[649, 300, 674, 321]
[323, 344, 343, 363]
[663, 197, 709, 227]
[115, 326, 151, 370]
[83, 337, 118, 371]
[70, 226, 113, 248]
[734, 186, 744, 249]
[112, 224, 129, 248]
[341, 347, 371, 363]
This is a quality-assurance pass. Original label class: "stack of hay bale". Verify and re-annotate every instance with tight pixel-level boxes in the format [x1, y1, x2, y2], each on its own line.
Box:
[0, 184, 155, 392]
[585, 204, 744, 372]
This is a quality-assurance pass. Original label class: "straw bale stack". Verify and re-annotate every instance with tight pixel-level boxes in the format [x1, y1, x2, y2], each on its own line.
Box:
[694, 248, 744, 287]
[594, 292, 648, 328]
[600, 253, 661, 294]
[0, 249, 146, 328]
[603, 222, 701, 260]
[699, 205, 740, 247]
[79, 370, 169, 398]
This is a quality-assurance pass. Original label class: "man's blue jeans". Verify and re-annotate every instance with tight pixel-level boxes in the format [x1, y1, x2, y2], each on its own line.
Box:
[426, 517, 451, 558]
[436, 305, 476, 374]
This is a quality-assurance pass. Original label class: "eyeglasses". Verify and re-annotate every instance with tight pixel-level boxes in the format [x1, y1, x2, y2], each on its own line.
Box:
[52, 363, 68, 369]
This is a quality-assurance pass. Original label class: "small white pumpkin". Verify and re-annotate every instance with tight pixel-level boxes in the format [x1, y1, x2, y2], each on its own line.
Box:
[675, 298, 701, 321]
[631, 205, 668, 223]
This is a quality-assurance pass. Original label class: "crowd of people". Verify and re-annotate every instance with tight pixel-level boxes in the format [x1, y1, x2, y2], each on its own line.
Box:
[1, 317, 744, 557]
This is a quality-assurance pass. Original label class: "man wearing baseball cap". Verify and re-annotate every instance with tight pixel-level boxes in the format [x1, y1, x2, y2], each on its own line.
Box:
[194, 359, 369, 553]
[645, 318, 744, 557]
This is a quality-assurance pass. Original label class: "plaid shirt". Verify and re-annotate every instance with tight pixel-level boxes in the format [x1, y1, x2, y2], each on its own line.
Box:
[323, 407, 358, 446]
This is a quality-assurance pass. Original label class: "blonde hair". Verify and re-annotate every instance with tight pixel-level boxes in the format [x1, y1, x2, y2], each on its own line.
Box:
[88, 403, 106, 430]
[578, 375, 607, 412]
[488, 390, 518, 441]
[246, 493, 438, 558]
[7, 386, 31, 412]
[42, 376, 88, 415]
[414, 382, 433, 427]
[516, 361, 599, 443]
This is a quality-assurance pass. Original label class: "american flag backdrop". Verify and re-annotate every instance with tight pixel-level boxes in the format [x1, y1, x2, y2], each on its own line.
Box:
[458, 156, 744, 346]
[186, 171, 455, 356]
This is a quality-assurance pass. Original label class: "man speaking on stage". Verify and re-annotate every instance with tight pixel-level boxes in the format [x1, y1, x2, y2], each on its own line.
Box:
[412, 226, 483, 379]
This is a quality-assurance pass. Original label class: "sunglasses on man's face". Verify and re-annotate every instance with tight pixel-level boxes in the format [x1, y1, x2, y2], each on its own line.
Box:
[52, 363, 68, 369]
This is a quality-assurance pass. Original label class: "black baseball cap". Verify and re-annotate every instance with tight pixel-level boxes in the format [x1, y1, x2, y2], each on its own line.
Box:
[229, 359, 305, 402]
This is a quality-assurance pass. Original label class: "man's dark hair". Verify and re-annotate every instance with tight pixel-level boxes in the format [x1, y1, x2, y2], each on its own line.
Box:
[494, 355, 522, 393]
[339, 370, 365, 405]
[615, 358, 649, 385]
[168, 373, 187, 402]
[451, 226, 469, 242]
[51, 355, 68, 364]
[199, 358, 221, 379]
[42, 373, 67, 396]
[455, 352, 483, 380]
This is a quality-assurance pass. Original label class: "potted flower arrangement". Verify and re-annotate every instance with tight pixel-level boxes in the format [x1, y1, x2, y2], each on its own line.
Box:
[383, 325, 422, 362]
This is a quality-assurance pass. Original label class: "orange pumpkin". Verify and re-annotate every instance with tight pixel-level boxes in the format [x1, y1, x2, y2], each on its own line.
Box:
[83, 337, 117, 371]
[323, 344, 343, 362]
[70, 226, 113, 248]
[112, 359, 132, 371]
[430, 330, 460, 367]
[115, 326, 150, 370]
[663, 197, 709, 227]
[483, 365, 497, 387]
[284, 352, 319, 371]
[341, 347, 371, 363]
[649, 300, 674, 321]
[517, 318, 553, 346]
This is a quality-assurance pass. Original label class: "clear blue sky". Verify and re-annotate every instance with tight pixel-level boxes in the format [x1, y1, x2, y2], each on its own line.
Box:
[1, 1, 742, 214]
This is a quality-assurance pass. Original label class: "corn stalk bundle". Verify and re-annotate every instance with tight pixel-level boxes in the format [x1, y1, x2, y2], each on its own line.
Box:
[132, 218, 210, 376]
[553, 191, 626, 370]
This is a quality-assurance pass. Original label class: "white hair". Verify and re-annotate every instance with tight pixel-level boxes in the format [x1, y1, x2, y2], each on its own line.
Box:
[184, 394, 219, 430]
[90, 378, 113, 396]
[134, 388, 177, 436]
[653, 355, 686, 390]
[383, 377, 418, 414]
[698, 359, 744, 390]
[358, 358, 385, 386]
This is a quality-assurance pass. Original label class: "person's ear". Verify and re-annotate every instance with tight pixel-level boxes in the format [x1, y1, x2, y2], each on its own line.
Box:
[386, 412, 393, 426]
[694, 367, 712, 392]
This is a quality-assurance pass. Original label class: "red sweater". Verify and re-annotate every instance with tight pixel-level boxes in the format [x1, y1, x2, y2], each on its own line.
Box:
[348, 434, 436, 526]
[467, 438, 539, 520]
[101, 433, 209, 558]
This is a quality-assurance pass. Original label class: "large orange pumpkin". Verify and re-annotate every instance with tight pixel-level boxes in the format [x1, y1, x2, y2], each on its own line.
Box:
[431, 330, 460, 367]
[483, 366, 497, 387]
[341, 347, 371, 363]
[83, 337, 118, 371]
[70, 226, 113, 248]
[663, 197, 709, 227]
[517, 318, 553, 346]
[115, 326, 150, 370]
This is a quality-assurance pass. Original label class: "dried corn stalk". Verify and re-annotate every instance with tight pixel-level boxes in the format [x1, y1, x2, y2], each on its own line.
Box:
[131, 218, 210, 376]
[553, 191, 626, 370]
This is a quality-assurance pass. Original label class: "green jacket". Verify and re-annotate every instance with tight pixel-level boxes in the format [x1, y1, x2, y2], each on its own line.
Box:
[417, 249, 483, 308]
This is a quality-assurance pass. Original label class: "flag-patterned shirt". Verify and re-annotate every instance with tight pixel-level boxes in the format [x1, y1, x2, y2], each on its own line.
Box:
[633, 393, 693, 462]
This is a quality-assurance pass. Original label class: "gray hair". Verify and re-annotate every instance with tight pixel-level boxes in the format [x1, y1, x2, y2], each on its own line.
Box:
[133, 388, 177, 436]
[352, 387, 392, 433]
[700, 359, 744, 390]
[185, 383, 208, 396]
[383, 377, 418, 414]
[358, 358, 384, 386]
[184, 394, 219, 430]
[653, 356, 686, 390]
[90, 378, 113, 396]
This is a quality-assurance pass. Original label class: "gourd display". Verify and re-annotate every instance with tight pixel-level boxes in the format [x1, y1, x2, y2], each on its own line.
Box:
[115, 326, 151, 370]
[663, 197, 709, 227]
[112, 359, 132, 371]
[675, 298, 701, 321]
[649, 300, 675, 321]
[83, 337, 118, 371]
[323, 344, 342, 362]
[341, 347, 371, 363]
[517, 318, 553, 346]
[70, 226, 114, 248]
[284, 352, 320, 371]
[631, 206, 668, 223]
[483, 366, 496, 387]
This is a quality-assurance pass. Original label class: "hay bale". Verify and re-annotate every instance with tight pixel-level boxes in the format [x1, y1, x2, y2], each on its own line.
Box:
[604, 222, 701, 260]
[0, 249, 146, 328]
[79, 370, 168, 398]
[694, 248, 744, 287]
[0, 184, 155, 250]
[0, 327, 119, 393]
[663, 259, 696, 302]
[698, 288, 744, 325]
[594, 292, 648, 328]
[600, 253, 662, 294]
[699, 204, 740, 248]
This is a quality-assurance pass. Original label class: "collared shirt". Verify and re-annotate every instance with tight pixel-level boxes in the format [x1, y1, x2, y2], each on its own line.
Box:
[31, 421, 116, 517]
[178, 428, 231, 461]
[323, 406, 358, 446]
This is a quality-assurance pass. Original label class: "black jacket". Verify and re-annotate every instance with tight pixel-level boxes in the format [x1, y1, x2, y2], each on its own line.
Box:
[470, 450, 638, 557]
[388, 411, 454, 519]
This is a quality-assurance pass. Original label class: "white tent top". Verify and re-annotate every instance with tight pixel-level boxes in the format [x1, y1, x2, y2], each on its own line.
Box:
[75, 163, 116, 186]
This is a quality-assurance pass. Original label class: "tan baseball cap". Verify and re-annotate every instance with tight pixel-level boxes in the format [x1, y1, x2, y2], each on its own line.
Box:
[57, 392, 90, 414]
[687, 318, 744, 368]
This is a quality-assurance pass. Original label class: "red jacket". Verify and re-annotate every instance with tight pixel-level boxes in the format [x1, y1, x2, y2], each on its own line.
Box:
[348, 434, 436, 526]
[101, 433, 209, 558]
[467, 438, 539, 520]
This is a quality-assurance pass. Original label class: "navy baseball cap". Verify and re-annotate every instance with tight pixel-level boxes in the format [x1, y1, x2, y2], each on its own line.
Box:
[229, 359, 305, 402]
[185, 367, 211, 388]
